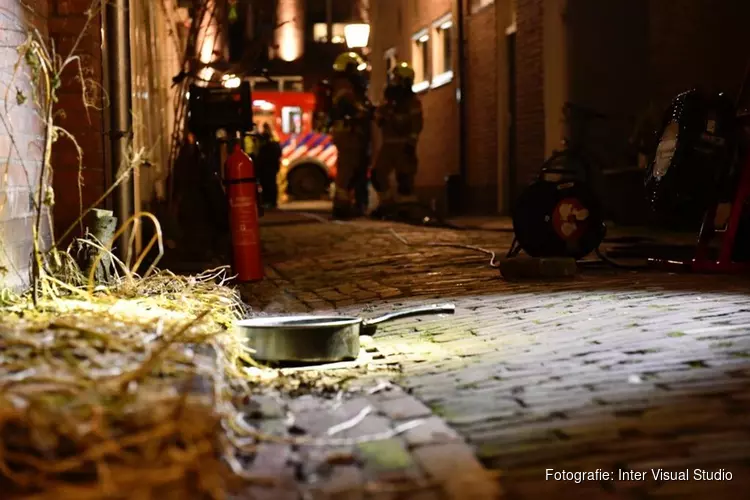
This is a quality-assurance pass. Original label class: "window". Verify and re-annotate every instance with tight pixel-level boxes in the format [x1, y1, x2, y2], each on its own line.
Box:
[312, 23, 347, 43]
[252, 80, 278, 92]
[252, 109, 275, 134]
[411, 29, 429, 93]
[282, 106, 302, 134]
[384, 47, 397, 82]
[285, 80, 304, 92]
[470, 0, 494, 14]
[431, 14, 454, 88]
[279, 77, 304, 92]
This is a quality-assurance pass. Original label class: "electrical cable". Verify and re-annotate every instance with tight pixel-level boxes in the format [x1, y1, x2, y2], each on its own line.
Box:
[291, 203, 651, 271]
[388, 229, 501, 268]
[287, 210, 501, 267]
[287, 210, 648, 272]
[591, 246, 651, 270]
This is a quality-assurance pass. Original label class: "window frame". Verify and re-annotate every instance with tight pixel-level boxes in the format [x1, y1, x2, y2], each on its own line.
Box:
[312, 22, 347, 43]
[410, 28, 430, 93]
[281, 106, 303, 135]
[430, 13, 454, 89]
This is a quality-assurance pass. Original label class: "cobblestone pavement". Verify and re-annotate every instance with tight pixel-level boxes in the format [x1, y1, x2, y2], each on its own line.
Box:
[235, 381, 500, 500]
[241, 210, 750, 499]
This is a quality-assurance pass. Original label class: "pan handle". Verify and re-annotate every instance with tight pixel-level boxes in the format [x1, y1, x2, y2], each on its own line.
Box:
[362, 303, 456, 327]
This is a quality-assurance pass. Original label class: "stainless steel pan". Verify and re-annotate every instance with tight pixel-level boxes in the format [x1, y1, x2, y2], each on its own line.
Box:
[236, 303, 455, 363]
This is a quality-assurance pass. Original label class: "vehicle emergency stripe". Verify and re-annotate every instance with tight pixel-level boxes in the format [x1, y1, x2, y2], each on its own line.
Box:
[281, 133, 338, 169]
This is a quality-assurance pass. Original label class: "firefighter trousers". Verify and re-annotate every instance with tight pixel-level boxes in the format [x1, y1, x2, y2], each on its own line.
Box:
[372, 140, 418, 200]
[332, 130, 368, 208]
[258, 162, 279, 208]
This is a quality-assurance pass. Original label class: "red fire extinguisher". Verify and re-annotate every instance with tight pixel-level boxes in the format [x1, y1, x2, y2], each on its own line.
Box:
[225, 142, 263, 282]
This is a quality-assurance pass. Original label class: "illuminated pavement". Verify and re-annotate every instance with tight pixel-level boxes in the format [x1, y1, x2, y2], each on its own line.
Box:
[242, 210, 750, 499]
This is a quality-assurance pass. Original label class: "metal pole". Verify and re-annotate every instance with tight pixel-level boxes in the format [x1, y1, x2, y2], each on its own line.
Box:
[495, 0, 511, 214]
[326, 0, 333, 43]
[105, 0, 134, 261]
[456, 0, 468, 207]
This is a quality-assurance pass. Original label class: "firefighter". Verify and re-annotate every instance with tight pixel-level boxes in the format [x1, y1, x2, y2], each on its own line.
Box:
[372, 62, 423, 212]
[257, 123, 282, 209]
[329, 51, 372, 219]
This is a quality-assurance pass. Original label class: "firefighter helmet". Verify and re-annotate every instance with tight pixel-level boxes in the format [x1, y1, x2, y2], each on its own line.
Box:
[333, 52, 367, 73]
[391, 62, 415, 83]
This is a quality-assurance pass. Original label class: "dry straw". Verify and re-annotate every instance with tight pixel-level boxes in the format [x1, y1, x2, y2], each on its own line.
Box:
[0, 3, 254, 498]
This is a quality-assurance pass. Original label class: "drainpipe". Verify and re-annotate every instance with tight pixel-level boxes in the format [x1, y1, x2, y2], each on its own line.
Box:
[102, 0, 134, 261]
[455, 0, 468, 211]
[326, 0, 333, 43]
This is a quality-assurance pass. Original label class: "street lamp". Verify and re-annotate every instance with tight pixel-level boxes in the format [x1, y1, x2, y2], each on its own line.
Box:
[344, 23, 370, 49]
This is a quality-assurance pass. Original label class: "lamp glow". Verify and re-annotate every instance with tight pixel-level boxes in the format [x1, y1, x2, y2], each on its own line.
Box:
[253, 99, 275, 111]
[344, 24, 370, 48]
[222, 75, 241, 88]
[276, 0, 303, 61]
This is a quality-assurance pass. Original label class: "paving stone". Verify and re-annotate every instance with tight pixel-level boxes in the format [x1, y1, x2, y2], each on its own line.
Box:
[412, 443, 501, 499]
[244, 394, 286, 419]
[377, 395, 433, 421]
[241, 216, 750, 499]
[356, 438, 422, 481]
[307, 465, 365, 500]
[401, 416, 462, 447]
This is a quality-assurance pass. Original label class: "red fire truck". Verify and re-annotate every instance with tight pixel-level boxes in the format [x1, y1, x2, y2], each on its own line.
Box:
[249, 77, 337, 201]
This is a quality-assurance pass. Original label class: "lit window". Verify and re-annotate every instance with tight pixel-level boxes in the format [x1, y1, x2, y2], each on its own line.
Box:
[431, 14, 454, 88]
[313, 23, 347, 43]
[470, 0, 494, 14]
[411, 29, 429, 92]
[282, 106, 302, 134]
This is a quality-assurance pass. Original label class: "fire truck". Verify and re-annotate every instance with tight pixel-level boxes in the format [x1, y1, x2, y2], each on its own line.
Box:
[248, 76, 337, 202]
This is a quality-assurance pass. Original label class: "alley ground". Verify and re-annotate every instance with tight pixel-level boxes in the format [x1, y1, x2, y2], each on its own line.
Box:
[238, 204, 750, 499]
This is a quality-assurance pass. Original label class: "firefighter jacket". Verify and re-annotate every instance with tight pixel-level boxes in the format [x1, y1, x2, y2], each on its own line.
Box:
[376, 94, 423, 146]
[330, 78, 371, 136]
[243, 134, 259, 159]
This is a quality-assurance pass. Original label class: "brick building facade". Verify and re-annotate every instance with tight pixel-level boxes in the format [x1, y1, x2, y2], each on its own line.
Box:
[0, 0, 50, 290]
[1, 0, 182, 289]
[48, 0, 107, 248]
[369, 0, 750, 216]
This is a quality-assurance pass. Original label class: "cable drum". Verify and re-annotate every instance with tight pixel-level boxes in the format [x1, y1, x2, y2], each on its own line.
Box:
[512, 180, 606, 259]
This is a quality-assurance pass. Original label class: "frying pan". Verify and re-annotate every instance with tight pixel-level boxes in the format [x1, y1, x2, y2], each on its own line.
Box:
[236, 303, 455, 364]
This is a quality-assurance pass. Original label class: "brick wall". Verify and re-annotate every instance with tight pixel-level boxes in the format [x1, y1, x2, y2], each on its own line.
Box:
[649, 0, 750, 108]
[369, 0, 459, 209]
[0, 0, 50, 290]
[47, 0, 105, 247]
[465, 3, 498, 212]
[513, 0, 544, 192]
[560, 0, 750, 224]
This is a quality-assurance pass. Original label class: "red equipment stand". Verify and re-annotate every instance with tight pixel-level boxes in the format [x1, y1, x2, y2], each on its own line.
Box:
[648, 142, 750, 273]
